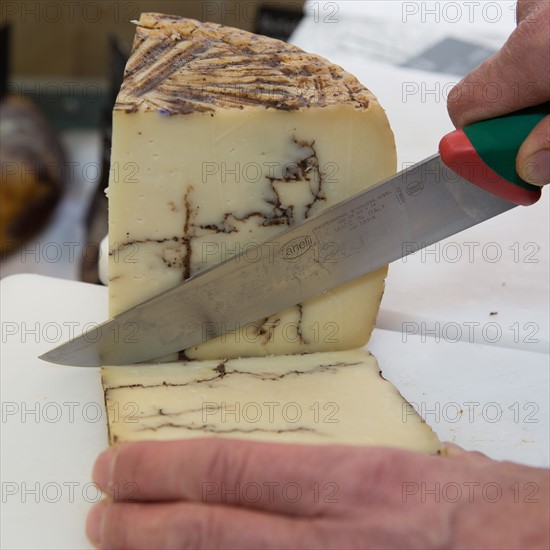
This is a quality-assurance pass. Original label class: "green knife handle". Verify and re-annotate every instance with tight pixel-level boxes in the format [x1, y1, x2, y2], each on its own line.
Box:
[439, 103, 549, 206]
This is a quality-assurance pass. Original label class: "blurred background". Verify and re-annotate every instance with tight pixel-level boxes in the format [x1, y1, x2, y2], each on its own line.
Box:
[0, 0, 305, 282]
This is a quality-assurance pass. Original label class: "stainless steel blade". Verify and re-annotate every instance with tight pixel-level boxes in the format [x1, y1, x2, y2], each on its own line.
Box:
[40, 154, 516, 367]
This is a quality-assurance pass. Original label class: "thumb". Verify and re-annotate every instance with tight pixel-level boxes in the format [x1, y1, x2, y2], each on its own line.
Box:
[517, 115, 550, 186]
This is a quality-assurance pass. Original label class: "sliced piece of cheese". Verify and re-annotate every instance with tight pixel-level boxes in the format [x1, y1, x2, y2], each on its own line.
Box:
[103, 348, 442, 452]
[107, 13, 396, 359]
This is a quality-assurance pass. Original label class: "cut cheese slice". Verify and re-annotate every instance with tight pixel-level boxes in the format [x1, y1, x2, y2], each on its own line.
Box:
[107, 13, 396, 359]
[103, 348, 442, 452]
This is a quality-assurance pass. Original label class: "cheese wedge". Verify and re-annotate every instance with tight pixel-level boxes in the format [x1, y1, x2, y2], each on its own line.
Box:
[103, 348, 442, 452]
[107, 13, 395, 359]
[104, 14, 441, 453]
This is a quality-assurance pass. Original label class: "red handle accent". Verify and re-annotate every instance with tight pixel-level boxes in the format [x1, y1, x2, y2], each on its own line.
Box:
[439, 129, 541, 206]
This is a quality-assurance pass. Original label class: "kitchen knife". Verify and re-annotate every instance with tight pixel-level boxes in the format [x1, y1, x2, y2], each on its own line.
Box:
[40, 103, 548, 367]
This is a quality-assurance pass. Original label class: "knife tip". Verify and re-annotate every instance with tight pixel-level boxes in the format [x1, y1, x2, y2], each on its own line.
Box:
[38, 350, 101, 368]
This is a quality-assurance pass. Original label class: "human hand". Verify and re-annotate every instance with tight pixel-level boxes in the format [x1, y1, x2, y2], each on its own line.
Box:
[447, 0, 550, 185]
[86, 439, 550, 549]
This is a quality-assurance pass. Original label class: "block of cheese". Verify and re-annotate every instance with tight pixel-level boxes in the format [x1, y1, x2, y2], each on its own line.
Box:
[103, 348, 442, 452]
[103, 14, 441, 453]
[107, 13, 395, 359]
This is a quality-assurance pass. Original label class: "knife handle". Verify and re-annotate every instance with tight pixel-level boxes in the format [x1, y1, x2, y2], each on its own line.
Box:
[439, 102, 549, 206]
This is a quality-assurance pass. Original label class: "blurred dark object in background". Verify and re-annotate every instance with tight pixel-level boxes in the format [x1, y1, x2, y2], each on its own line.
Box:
[0, 24, 67, 259]
[0, 96, 67, 257]
[254, 3, 303, 41]
[81, 35, 128, 284]
[0, 23, 8, 97]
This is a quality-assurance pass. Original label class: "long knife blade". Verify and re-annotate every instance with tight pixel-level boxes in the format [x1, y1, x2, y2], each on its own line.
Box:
[39, 154, 516, 367]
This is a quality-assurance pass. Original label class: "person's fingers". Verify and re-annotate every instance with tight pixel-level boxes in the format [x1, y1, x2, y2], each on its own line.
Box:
[93, 439, 384, 516]
[86, 499, 330, 550]
[442, 442, 466, 457]
[86, 500, 107, 548]
[443, 442, 492, 463]
[516, 0, 545, 23]
[447, 3, 550, 128]
[517, 116, 550, 185]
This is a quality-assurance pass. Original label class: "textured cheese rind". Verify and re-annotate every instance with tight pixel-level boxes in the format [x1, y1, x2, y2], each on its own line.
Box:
[117, 13, 374, 114]
[103, 349, 442, 453]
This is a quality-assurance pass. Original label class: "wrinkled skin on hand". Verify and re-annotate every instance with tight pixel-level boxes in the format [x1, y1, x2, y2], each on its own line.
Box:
[447, 0, 550, 185]
[86, 439, 550, 549]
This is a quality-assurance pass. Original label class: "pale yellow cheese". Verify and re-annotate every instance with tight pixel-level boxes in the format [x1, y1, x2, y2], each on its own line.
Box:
[104, 14, 441, 453]
[107, 14, 395, 359]
[103, 349, 442, 452]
